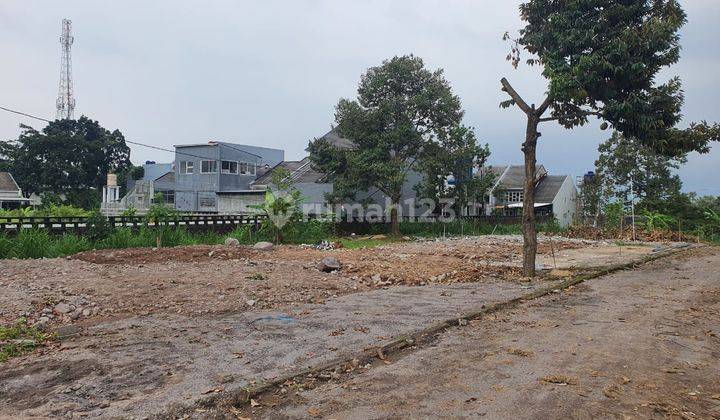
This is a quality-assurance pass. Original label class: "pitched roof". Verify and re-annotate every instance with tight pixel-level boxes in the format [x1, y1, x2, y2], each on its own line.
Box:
[534, 175, 568, 203]
[0, 172, 20, 192]
[253, 157, 326, 186]
[487, 165, 547, 189]
[319, 129, 356, 150]
[154, 171, 175, 183]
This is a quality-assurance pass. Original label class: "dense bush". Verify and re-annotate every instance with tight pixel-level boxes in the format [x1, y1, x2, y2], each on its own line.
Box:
[0, 204, 90, 221]
[0, 218, 566, 260]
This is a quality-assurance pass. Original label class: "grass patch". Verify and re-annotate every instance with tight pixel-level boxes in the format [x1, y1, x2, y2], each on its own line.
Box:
[0, 319, 47, 363]
[0, 219, 570, 260]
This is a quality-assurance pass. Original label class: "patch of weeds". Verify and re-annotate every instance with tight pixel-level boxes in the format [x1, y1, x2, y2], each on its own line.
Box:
[246, 272, 267, 281]
[507, 347, 534, 357]
[539, 374, 577, 385]
[0, 319, 48, 363]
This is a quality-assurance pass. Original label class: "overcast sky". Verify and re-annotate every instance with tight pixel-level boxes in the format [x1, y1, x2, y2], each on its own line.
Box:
[1, 1, 718, 195]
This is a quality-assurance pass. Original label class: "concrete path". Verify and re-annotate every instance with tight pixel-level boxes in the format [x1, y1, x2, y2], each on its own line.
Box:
[0, 279, 558, 418]
[257, 247, 720, 419]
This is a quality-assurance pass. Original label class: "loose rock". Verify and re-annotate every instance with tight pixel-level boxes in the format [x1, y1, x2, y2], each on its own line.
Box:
[318, 257, 341, 272]
[224, 237, 240, 247]
[254, 242, 274, 251]
[53, 303, 72, 315]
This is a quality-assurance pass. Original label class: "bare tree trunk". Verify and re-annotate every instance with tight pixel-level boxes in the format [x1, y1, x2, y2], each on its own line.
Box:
[390, 204, 400, 236]
[499, 77, 551, 278]
[522, 116, 539, 277]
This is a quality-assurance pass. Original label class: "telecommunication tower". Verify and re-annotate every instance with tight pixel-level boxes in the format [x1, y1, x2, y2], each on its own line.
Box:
[56, 19, 75, 120]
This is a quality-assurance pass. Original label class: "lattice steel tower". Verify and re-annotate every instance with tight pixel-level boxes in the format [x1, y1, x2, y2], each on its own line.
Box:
[56, 19, 75, 120]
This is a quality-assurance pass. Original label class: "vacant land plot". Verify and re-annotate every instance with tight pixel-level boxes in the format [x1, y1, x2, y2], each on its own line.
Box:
[258, 247, 720, 420]
[0, 235, 680, 418]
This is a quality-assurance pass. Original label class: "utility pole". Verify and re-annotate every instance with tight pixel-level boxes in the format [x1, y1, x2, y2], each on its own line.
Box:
[56, 19, 75, 120]
[630, 178, 636, 241]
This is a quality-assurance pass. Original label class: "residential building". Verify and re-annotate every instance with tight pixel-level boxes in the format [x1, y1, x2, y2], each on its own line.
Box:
[172, 141, 283, 212]
[226, 130, 434, 218]
[484, 164, 577, 226]
[0, 172, 33, 209]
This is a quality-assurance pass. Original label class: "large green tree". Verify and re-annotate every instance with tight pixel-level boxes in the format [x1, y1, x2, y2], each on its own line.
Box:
[4, 116, 131, 208]
[501, 0, 719, 276]
[414, 125, 494, 216]
[596, 131, 685, 211]
[308, 55, 465, 235]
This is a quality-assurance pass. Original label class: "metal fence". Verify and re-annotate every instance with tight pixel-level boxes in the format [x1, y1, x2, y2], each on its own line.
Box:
[0, 214, 267, 235]
[0, 213, 548, 236]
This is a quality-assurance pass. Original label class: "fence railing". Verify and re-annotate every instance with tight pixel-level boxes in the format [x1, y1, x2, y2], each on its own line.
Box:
[0, 214, 267, 234]
[0, 213, 549, 235]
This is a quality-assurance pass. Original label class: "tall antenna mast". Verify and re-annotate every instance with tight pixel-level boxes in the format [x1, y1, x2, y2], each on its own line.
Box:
[56, 18, 75, 120]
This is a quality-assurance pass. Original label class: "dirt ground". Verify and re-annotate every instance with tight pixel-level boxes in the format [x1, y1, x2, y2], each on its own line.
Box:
[0, 235, 645, 328]
[0, 235, 686, 418]
[256, 246, 720, 419]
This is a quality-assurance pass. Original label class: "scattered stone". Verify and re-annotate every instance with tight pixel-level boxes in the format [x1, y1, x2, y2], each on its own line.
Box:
[82, 308, 92, 317]
[318, 257, 341, 272]
[33, 317, 50, 330]
[53, 302, 72, 315]
[56, 324, 82, 340]
[254, 242, 274, 251]
[371, 274, 382, 283]
[246, 299, 257, 307]
[224, 237, 240, 247]
[70, 308, 82, 320]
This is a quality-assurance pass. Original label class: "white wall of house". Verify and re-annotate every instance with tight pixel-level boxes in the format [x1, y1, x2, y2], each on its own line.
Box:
[217, 194, 265, 214]
[552, 175, 578, 227]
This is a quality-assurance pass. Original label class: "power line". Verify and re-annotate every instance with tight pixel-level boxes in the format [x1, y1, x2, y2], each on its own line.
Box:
[0, 106, 52, 123]
[0, 105, 271, 165]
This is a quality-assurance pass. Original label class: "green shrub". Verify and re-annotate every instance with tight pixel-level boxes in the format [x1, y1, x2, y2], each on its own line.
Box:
[12, 229, 52, 259]
[191, 231, 223, 246]
[120, 205, 137, 217]
[604, 202, 624, 229]
[85, 211, 113, 242]
[98, 227, 135, 249]
[48, 234, 91, 257]
[228, 225, 255, 244]
[0, 235, 14, 259]
[282, 220, 333, 244]
[44, 204, 89, 217]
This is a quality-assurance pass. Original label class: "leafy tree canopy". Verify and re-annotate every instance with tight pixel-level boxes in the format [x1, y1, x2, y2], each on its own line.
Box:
[308, 55, 469, 233]
[3, 116, 131, 208]
[502, 0, 719, 275]
[414, 125, 494, 215]
[596, 131, 685, 209]
[510, 0, 719, 155]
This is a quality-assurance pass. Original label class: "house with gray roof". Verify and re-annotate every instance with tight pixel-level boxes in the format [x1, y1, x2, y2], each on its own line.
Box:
[225, 129, 433, 218]
[0, 172, 33, 209]
[484, 164, 577, 227]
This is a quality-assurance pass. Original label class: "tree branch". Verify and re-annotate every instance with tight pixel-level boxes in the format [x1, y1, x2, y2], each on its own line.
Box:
[500, 78, 531, 115]
[538, 109, 603, 122]
[536, 96, 553, 116]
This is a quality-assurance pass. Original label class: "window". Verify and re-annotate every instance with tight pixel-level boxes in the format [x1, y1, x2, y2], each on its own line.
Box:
[506, 190, 524, 203]
[238, 162, 256, 175]
[199, 196, 216, 207]
[201, 160, 217, 173]
[160, 190, 175, 204]
[221, 160, 238, 174]
[180, 161, 194, 174]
